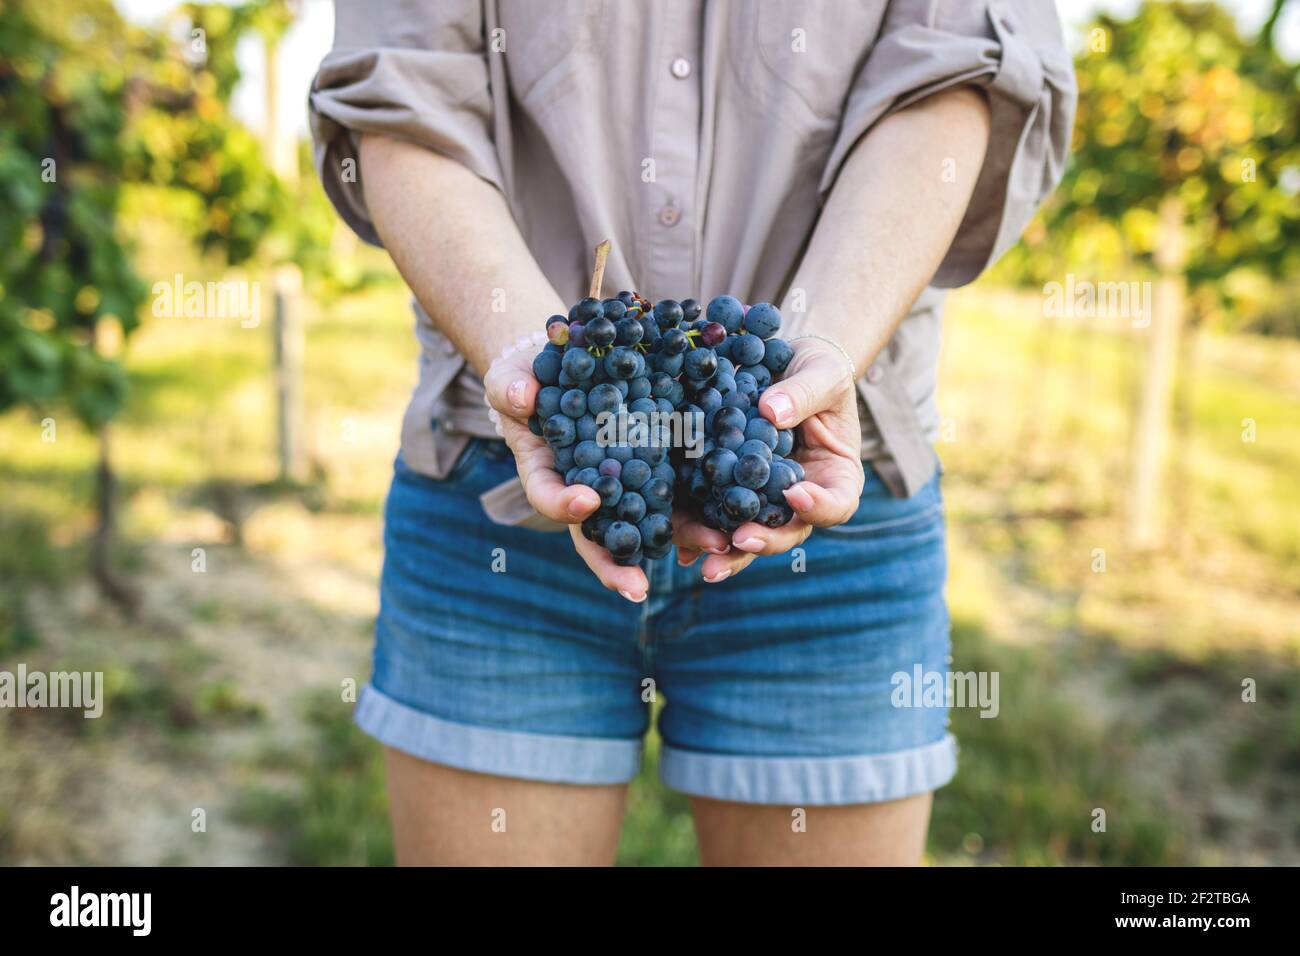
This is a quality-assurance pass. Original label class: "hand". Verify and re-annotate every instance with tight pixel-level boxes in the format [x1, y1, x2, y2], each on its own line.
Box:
[483, 335, 651, 602]
[674, 337, 866, 582]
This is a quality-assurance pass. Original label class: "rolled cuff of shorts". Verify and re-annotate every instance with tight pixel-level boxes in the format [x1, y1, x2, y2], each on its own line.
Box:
[659, 734, 957, 806]
[354, 684, 643, 786]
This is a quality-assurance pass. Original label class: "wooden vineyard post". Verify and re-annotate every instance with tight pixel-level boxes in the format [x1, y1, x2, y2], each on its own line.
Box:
[273, 265, 305, 482]
[1127, 196, 1186, 549]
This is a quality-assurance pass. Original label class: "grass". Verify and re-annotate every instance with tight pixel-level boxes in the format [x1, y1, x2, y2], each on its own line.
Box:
[2, 260, 1299, 864]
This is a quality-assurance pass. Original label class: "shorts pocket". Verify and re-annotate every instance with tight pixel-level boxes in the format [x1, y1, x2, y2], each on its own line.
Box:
[396, 437, 506, 489]
[817, 473, 943, 539]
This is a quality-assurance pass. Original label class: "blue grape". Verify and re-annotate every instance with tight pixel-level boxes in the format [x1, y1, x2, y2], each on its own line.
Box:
[576, 414, 600, 442]
[744, 417, 779, 449]
[715, 425, 746, 452]
[560, 388, 588, 418]
[604, 521, 641, 558]
[734, 453, 770, 490]
[638, 512, 673, 550]
[706, 295, 745, 334]
[701, 448, 738, 486]
[634, 443, 668, 466]
[732, 333, 765, 367]
[587, 383, 622, 416]
[722, 485, 761, 522]
[562, 348, 596, 381]
[746, 364, 772, 389]
[683, 348, 717, 381]
[639, 478, 674, 513]
[592, 474, 623, 507]
[533, 350, 562, 385]
[617, 492, 647, 523]
[620, 459, 652, 490]
[755, 502, 794, 528]
[543, 414, 576, 447]
[744, 302, 782, 339]
[537, 385, 563, 418]
[764, 460, 796, 504]
[661, 328, 689, 355]
[710, 406, 747, 436]
[553, 444, 576, 472]
[604, 346, 639, 379]
[722, 390, 750, 411]
[586, 316, 617, 348]
[569, 297, 602, 323]
[652, 299, 684, 330]
[762, 338, 794, 374]
[627, 376, 652, 401]
[574, 440, 604, 468]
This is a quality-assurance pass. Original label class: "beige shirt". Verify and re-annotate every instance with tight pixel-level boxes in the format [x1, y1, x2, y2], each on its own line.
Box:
[309, 0, 1075, 525]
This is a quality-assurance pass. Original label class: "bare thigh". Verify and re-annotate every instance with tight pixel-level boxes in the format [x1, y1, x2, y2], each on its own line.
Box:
[690, 791, 933, 866]
[384, 747, 628, 866]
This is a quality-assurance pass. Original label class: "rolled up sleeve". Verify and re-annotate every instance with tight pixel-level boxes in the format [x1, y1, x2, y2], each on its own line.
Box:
[308, 0, 503, 246]
[820, 0, 1077, 286]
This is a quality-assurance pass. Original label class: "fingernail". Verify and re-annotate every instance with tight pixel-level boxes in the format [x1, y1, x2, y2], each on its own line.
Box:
[507, 380, 528, 411]
[705, 545, 731, 555]
[704, 568, 732, 584]
[785, 484, 813, 510]
[568, 494, 597, 517]
[619, 589, 647, 603]
[677, 552, 699, 567]
[734, 537, 764, 553]
[767, 393, 794, 426]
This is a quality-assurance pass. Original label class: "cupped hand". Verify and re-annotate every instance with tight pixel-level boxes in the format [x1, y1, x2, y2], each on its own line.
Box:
[674, 337, 866, 583]
[483, 334, 650, 602]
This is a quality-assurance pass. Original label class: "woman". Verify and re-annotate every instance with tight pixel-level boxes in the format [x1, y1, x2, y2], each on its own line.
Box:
[309, 0, 1075, 865]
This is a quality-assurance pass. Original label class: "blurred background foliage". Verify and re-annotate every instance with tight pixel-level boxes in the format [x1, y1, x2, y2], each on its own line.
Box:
[993, 0, 1300, 335]
[1, 0, 1298, 866]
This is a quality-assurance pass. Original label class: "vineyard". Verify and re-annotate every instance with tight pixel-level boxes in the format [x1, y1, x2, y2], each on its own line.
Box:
[1, 0, 1298, 865]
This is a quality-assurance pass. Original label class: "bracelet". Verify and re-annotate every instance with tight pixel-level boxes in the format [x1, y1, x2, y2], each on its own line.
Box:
[789, 334, 858, 383]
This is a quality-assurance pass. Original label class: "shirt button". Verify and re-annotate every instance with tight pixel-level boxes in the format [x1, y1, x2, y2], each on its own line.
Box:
[670, 57, 691, 80]
[866, 363, 884, 384]
[659, 205, 681, 227]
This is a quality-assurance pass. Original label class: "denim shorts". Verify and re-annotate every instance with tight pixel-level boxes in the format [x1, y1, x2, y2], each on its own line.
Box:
[355, 439, 956, 805]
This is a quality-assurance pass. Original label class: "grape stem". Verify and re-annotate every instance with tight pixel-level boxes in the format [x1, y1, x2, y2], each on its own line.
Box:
[589, 239, 611, 299]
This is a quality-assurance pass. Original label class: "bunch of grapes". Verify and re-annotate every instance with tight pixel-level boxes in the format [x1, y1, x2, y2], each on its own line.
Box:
[530, 290, 680, 566]
[672, 298, 800, 533]
[529, 276, 798, 564]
